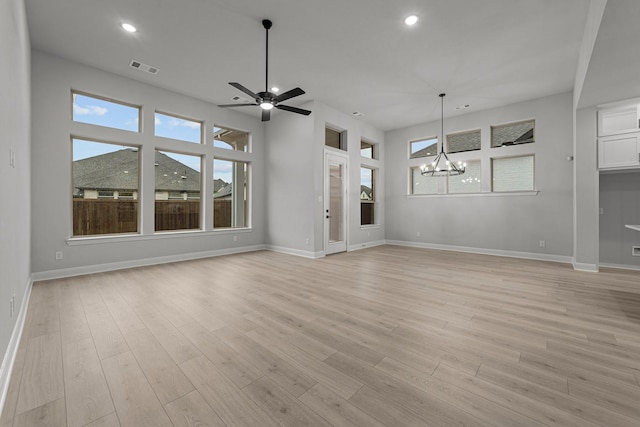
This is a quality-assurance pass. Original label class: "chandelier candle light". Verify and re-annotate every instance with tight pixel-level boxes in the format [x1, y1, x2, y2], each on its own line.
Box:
[421, 93, 466, 176]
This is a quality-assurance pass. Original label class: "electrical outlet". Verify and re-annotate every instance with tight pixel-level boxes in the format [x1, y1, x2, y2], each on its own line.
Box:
[416, 231, 421, 237]
[305, 237, 309, 244]
[539, 240, 546, 248]
[9, 147, 15, 168]
[10, 295, 15, 318]
[55, 251, 63, 260]
[599, 208, 604, 215]
[232, 235, 238, 242]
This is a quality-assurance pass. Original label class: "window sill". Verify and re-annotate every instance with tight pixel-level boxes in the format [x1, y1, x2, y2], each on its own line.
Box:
[360, 225, 380, 230]
[67, 227, 253, 246]
[407, 191, 539, 198]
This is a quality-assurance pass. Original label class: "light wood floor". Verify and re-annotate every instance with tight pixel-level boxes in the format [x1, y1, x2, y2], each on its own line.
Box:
[2, 246, 640, 426]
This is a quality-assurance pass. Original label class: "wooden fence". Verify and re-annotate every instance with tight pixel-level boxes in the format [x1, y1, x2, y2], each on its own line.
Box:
[73, 199, 233, 235]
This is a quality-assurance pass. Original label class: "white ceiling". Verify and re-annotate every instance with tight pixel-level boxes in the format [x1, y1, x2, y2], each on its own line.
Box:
[25, 0, 591, 131]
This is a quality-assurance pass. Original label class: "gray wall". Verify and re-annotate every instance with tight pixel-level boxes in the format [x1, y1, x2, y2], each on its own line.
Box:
[31, 51, 266, 277]
[385, 92, 574, 259]
[0, 0, 31, 394]
[266, 101, 384, 256]
[599, 171, 640, 268]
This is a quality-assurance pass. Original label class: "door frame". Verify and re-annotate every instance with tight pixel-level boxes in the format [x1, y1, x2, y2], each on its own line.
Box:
[324, 149, 349, 255]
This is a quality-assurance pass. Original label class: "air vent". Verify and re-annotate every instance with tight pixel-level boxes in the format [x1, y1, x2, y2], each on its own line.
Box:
[232, 95, 252, 103]
[129, 60, 159, 75]
[352, 111, 364, 117]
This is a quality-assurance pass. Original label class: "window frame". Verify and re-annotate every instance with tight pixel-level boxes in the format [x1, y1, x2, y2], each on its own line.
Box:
[360, 166, 376, 226]
[213, 158, 250, 229]
[446, 129, 481, 154]
[409, 136, 439, 159]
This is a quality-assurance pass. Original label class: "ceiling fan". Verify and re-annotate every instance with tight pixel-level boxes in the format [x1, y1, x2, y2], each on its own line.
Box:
[218, 19, 312, 122]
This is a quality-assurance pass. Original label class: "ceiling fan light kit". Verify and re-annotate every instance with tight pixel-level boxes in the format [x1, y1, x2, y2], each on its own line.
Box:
[218, 19, 311, 122]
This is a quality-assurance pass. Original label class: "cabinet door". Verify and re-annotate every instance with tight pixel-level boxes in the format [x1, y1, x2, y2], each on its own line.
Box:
[598, 133, 640, 169]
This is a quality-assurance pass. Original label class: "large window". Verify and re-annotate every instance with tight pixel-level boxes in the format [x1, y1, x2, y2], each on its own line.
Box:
[213, 126, 249, 152]
[72, 139, 139, 236]
[72, 92, 140, 132]
[410, 137, 438, 159]
[155, 151, 202, 231]
[410, 166, 438, 195]
[214, 159, 248, 228]
[448, 160, 481, 194]
[360, 167, 376, 225]
[491, 120, 534, 148]
[492, 155, 535, 192]
[155, 112, 202, 143]
[447, 129, 481, 153]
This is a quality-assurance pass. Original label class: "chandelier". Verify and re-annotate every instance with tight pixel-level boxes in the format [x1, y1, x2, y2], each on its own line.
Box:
[421, 93, 466, 176]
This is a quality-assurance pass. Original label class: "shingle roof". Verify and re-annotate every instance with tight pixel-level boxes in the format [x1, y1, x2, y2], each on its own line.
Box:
[73, 149, 203, 192]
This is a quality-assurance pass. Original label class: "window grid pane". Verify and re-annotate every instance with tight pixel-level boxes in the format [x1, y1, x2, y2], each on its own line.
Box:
[155, 151, 201, 231]
[492, 155, 534, 192]
[448, 160, 481, 194]
[361, 167, 375, 225]
[447, 129, 481, 153]
[411, 166, 438, 195]
[410, 137, 438, 159]
[214, 159, 248, 229]
[72, 139, 139, 236]
[491, 120, 535, 147]
[155, 112, 202, 144]
[72, 93, 140, 132]
[213, 126, 249, 152]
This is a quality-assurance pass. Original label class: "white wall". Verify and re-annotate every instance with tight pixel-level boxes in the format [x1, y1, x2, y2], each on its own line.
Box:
[31, 51, 266, 278]
[266, 101, 384, 256]
[0, 0, 31, 408]
[385, 92, 574, 260]
[599, 171, 640, 268]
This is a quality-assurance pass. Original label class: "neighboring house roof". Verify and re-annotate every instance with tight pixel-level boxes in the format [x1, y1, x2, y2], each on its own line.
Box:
[73, 149, 207, 193]
[412, 141, 438, 158]
[360, 185, 372, 200]
[214, 183, 232, 199]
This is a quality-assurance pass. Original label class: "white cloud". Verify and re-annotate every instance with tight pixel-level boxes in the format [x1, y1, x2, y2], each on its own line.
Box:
[166, 117, 200, 129]
[155, 116, 162, 125]
[73, 103, 107, 116]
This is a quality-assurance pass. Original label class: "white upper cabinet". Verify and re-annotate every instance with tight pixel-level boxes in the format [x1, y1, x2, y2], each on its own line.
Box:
[598, 103, 640, 137]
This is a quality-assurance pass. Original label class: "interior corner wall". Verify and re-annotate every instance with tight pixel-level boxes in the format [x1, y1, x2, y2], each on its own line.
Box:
[574, 107, 599, 269]
[0, 0, 31, 402]
[264, 103, 316, 256]
[385, 92, 574, 259]
[30, 51, 266, 277]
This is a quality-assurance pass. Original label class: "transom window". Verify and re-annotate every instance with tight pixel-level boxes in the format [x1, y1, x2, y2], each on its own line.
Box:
[361, 141, 377, 159]
[492, 119, 534, 148]
[326, 127, 346, 151]
[410, 137, 438, 159]
[214, 126, 249, 152]
[447, 129, 481, 153]
[155, 112, 202, 144]
[72, 92, 140, 132]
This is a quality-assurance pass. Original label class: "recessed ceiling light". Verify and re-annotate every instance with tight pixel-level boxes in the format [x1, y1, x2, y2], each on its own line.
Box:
[405, 15, 418, 26]
[271, 87, 280, 93]
[121, 23, 137, 33]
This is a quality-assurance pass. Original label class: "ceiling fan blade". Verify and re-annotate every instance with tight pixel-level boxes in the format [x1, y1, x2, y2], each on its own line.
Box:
[276, 104, 312, 116]
[218, 103, 257, 108]
[229, 82, 259, 100]
[262, 109, 271, 121]
[275, 87, 305, 103]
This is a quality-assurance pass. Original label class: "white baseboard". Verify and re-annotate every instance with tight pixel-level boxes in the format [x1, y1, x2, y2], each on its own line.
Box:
[31, 244, 267, 281]
[266, 245, 325, 259]
[348, 240, 386, 252]
[572, 261, 599, 272]
[386, 240, 574, 264]
[598, 262, 640, 272]
[0, 278, 33, 418]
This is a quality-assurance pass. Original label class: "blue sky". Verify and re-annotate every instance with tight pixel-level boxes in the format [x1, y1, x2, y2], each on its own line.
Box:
[72, 94, 235, 183]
